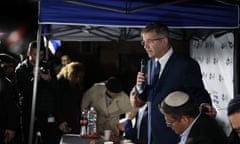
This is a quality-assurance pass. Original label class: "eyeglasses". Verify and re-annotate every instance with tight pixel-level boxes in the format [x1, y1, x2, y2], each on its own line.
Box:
[166, 119, 178, 127]
[141, 37, 165, 46]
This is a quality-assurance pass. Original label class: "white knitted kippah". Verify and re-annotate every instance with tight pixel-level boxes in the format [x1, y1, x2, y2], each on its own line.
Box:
[164, 91, 189, 107]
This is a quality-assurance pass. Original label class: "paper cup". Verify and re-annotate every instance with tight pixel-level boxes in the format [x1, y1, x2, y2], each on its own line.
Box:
[104, 141, 114, 144]
[120, 139, 132, 144]
[104, 130, 112, 141]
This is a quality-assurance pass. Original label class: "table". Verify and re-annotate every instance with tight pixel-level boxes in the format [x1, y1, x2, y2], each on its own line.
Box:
[59, 134, 105, 144]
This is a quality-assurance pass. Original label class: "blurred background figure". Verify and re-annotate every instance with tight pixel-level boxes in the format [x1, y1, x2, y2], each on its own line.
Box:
[117, 87, 148, 144]
[159, 91, 227, 144]
[0, 53, 19, 82]
[81, 76, 135, 136]
[0, 53, 20, 144]
[55, 61, 85, 142]
[15, 40, 57, 144]
[61, 54, 71, 67]
[52, 54, 72, 77]
[227, 96, 240, 144]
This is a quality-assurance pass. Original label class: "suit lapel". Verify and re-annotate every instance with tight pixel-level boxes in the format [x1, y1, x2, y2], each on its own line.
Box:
[151, 53, 176, 101]
[159, 52, 176, 82]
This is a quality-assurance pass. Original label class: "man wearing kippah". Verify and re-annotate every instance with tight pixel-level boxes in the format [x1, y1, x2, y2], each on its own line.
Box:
[81, 76, 135, 136]
[227, 96, 240, 144]
[159, 91, 227, 144]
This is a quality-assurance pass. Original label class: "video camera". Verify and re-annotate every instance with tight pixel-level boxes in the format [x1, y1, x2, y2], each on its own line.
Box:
[39, 60, 49, 74]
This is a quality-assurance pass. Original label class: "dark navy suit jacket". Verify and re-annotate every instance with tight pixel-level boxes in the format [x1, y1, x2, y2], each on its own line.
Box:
[185, 113, 228, 144]
[228, 130, 240, 144]
[124, 106, 148, 144]
[139, 52, 212, 144]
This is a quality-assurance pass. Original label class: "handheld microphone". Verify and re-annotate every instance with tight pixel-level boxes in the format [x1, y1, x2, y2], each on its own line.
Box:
[140, 59, 146, 90]
[140, 58, 146, 73]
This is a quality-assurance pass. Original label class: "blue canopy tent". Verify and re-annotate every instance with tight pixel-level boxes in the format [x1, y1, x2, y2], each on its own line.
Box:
[39, 0, 239, 28]
[38, 0, 239, 41]
[26, 1, 239, 143]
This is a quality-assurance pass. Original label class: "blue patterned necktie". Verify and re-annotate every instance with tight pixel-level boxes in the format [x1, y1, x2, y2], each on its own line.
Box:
[153, 61, 160, 85]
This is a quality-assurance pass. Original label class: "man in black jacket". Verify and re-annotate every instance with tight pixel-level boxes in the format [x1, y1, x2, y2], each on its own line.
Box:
[15, 41, 57, 144]
[0, 53, 20, 144]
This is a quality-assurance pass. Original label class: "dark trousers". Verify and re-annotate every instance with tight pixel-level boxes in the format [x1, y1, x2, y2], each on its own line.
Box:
[35, 114, 58, 144]
[22, 113, 58, 144]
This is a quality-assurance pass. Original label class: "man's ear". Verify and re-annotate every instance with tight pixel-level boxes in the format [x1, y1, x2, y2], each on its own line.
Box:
[181, 115, 193, 125]
[162, 37, 168, 45]
[27, 51, 31, 57]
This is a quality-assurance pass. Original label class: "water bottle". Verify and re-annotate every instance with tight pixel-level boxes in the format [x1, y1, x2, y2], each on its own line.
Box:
[87, 106, 97, 134]
[34, 131, 43, 144]
[80, 111, 88, 136]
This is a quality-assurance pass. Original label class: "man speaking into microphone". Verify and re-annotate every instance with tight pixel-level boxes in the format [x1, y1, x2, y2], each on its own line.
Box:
[132, 22, 213, 144]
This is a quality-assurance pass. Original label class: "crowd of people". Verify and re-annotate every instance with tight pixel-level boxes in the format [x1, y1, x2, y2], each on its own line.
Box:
[0, 22, 239, 144]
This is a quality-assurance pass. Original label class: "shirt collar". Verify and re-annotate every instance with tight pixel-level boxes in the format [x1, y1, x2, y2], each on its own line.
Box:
[155, 47, 173, 72]
[138, 103, 147, 113]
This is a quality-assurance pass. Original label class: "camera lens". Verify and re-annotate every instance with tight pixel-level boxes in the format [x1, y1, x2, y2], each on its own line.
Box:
[40, 66, 48, 74]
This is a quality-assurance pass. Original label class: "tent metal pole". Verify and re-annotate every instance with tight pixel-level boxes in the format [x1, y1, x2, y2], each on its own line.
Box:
[28, 24, 43, 144]
[233, 30, 239, 96]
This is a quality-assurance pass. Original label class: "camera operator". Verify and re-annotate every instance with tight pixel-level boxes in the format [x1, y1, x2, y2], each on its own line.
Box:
[38, 60, 52, 81]
[15, 40, 57, 144]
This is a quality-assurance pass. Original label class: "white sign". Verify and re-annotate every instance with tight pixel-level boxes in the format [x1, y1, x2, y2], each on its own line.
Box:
[190, 32, 234, 135]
